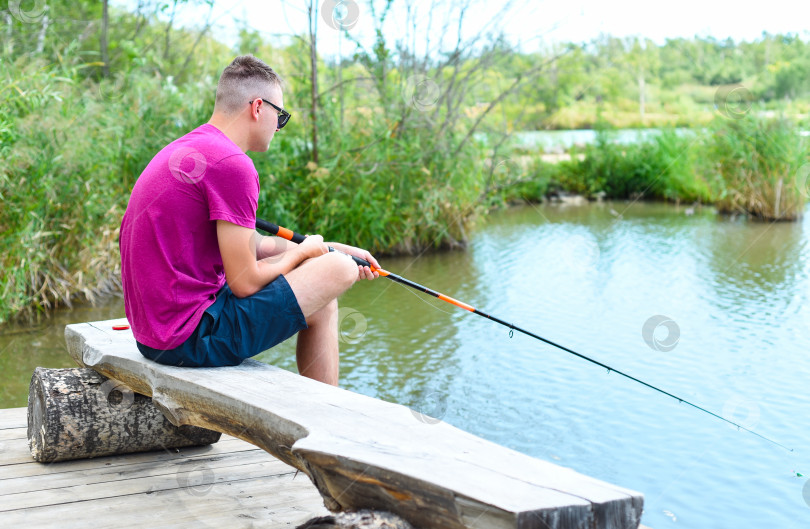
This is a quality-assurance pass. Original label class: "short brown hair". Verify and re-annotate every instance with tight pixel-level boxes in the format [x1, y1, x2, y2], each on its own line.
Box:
[214, 55, 282, 115]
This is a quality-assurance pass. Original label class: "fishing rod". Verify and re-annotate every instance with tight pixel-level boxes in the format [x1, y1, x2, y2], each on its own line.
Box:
[255, 218, 792, 452]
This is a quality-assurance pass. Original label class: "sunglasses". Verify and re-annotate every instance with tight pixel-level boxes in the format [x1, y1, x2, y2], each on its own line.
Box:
[249, 98, 291, 129]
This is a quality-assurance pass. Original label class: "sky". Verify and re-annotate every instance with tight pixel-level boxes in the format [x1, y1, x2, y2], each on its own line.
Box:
[128, 0, 810, 57]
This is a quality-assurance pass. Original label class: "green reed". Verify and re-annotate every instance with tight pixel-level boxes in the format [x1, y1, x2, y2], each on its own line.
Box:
[706, 114, 809, 220]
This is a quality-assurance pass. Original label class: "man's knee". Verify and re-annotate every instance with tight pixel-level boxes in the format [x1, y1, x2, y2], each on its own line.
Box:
[321, 251, 357, 288]
[286, 252, 357, 318]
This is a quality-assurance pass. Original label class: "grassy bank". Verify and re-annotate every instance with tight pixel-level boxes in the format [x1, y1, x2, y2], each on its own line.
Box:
[499, 115, 809, 220]
[0, 2, 489, 324]
[2, 1, 809, 324]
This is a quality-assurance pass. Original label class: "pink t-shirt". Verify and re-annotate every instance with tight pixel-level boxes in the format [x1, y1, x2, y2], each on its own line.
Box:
[120, 124, 259, 349]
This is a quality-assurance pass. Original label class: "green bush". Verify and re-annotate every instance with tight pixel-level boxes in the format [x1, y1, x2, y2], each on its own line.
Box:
[495, 157, 557, 203]
[0, 4, 491, 323]
[553, 128, 710, 202]
[253, 100, 486, 254]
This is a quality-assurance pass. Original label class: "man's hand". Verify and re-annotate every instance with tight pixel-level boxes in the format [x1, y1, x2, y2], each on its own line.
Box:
[218, 220, 328, 298]
[327, 242, 381, 281]
[297, 235, 330, 260]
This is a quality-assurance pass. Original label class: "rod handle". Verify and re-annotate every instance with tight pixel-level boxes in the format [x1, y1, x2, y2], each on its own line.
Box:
[255, 219, 306, 244]
[255, 218, 373, 268]
[328, 247, 372, 268]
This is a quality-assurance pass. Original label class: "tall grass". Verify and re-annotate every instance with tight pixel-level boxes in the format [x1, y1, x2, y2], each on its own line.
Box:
[0, 51, 213, 323]
[0, 20, 489, 323]
[251, 95, 486, 255]
[706, 115, 809, 220]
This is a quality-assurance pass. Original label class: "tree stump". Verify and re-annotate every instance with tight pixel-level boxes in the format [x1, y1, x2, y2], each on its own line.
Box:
[28, 367, 221, 463]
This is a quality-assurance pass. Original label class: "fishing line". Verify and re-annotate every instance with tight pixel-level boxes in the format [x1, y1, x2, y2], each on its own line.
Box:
[256, 218, 793, 452]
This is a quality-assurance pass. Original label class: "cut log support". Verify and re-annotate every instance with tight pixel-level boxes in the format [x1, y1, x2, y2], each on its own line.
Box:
[65, 319, 644, 529]
[28, 367, 221, 463]
[297, 510, 415, 529]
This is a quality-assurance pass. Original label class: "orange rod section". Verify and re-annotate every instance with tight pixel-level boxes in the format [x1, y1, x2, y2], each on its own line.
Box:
[277, 226, 294, 241]
[437, 294, 475, 312]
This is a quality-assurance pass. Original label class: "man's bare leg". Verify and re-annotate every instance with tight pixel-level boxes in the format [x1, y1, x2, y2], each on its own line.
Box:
[284, 252, 357, 386]
[296, 299, 339, 385]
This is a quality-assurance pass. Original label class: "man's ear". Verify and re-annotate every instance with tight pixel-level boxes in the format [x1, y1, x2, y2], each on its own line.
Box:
[249, 99, 261, 120]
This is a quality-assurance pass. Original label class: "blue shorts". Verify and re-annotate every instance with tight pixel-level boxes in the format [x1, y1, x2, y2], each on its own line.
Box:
[137, 275, 308, 367]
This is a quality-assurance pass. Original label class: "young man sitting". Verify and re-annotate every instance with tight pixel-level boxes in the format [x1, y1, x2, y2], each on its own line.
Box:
[119, 55, 379, 386]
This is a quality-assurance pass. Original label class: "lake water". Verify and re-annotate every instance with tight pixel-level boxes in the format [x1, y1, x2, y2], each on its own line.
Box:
[512, 128, 694, 152]
[2, 201, 809, 528]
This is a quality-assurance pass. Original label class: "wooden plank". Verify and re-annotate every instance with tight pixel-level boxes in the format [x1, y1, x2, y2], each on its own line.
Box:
[0, 427, 25, 441]
[1, 457, 294, 511]
[0, 467, 328, 528]
[0, 435, 255, 479]
[0, 410, 330, 526]
[0, 438, 38, 466]
[0, 408, 26, 430]
[64, 319, 644, 529]
[0, 448, 288, 496]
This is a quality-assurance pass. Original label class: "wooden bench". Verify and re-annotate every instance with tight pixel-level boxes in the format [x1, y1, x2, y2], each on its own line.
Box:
[57, 318, 643, 529]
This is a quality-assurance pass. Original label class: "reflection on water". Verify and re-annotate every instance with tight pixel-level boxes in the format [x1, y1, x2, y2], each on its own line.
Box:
[3, 201, 810, 529]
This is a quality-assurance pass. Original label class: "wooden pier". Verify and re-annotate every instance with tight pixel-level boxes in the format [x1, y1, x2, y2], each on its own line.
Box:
[0, 407, 329, 527]
[0, 318, 649, 528]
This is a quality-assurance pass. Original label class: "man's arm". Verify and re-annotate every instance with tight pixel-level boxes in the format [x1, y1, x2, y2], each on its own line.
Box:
[217, 220, 328, 298]
[254, 233, 293, 260]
